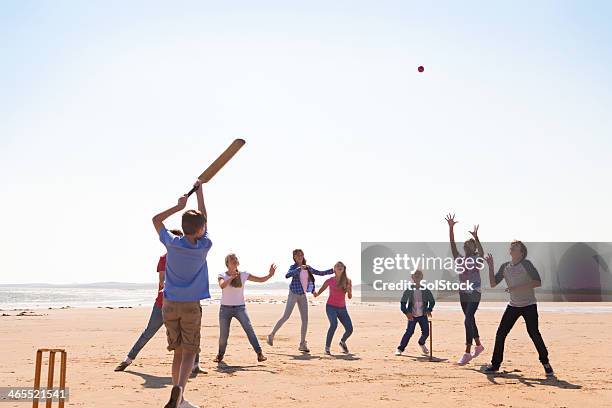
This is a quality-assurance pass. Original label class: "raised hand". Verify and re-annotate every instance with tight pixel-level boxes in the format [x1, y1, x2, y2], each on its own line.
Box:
[469, 224, 480, 240]
[445, 213, 458, 228]
[177, 194, 188, 210]
[269, 263, 277, 276]
[193, 179, 203, 190]
[485, 253, 494, 269]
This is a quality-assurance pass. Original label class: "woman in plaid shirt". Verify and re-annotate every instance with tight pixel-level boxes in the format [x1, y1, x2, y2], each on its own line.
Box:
[267, 249, 333, 352]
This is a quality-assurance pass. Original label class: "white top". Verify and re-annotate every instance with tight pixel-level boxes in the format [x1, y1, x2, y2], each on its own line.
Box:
[218, 272, 250, 306]
[412, 289, 424, 317]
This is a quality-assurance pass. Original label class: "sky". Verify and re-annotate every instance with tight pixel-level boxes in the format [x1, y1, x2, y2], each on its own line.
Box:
[1, 0, 611, 284]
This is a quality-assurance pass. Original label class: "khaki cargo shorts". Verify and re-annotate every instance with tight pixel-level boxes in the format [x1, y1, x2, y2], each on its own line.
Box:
[162, 298, 202, 353]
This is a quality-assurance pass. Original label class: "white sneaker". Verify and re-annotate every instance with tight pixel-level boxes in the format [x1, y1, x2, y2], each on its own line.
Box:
[179, 400, 199, 408]
[395, 348, 403, 356]
[472, 345, 485, 359]
[420, 344, 429, 356]
[458, 353, 472, 365]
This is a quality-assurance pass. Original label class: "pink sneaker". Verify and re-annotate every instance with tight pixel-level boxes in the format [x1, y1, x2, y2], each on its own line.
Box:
[458, 353, 472, 365]
[472, 345, 485, 359]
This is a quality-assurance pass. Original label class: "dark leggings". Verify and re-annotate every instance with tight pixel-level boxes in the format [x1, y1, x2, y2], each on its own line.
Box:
[491, 304, 549, 367]
[460, 291, 481, 346]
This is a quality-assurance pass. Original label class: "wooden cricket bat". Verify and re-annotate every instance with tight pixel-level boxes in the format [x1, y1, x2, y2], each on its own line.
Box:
[186, 138, 246, 196]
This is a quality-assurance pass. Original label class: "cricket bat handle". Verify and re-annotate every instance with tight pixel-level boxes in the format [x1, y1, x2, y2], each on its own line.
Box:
[186, 185, 198, 197]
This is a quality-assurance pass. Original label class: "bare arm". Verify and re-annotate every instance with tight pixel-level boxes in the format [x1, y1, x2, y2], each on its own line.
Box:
[347, 279, 353, 299]
[218, 274, 239, 289]
[486, 253, 498, 288]
[313, 280, 330, 297]
[248, 264, 277, 283]
[194, 180, 207, 219]
[469, 225, 485, 261]
[445, 213, 461, 259]
[152, 195, 188, 234]
[158, 270, 165, 289]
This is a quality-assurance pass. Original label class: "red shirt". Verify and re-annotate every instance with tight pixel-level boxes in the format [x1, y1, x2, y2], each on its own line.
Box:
[154, 255, 166, 307]
[326, 277, 347, 308]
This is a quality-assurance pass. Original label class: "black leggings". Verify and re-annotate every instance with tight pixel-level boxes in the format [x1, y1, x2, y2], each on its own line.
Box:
[491, 304, 549, 367]
[460, 291, 481, 346]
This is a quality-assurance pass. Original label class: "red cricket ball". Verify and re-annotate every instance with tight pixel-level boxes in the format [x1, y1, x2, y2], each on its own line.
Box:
[418, 66, 424, 73]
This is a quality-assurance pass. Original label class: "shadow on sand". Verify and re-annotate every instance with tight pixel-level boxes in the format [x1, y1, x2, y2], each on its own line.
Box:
[124, 370, 172, 389]
[471, 366, 582, 389]
[401, 354, 448, 363]
[268, 351, 323, 361]
[329, 353, 361, 361]
[215, 361, 278, 375]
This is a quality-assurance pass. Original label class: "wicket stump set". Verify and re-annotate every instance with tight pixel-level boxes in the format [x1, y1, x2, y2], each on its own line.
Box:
[33, 348, 67, 408]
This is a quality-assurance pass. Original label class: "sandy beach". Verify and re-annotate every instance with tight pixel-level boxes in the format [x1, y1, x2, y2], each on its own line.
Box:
[1, 300, 611, 407]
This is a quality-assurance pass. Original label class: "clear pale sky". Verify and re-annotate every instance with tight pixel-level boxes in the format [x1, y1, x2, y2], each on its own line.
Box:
[1, 1, 611, 284]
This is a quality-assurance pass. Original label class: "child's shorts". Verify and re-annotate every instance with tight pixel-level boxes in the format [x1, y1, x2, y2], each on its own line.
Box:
[162, 298, 202, 353]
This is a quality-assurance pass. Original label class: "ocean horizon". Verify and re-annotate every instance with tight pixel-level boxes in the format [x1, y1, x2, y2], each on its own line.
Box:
[2, 284, 612, 313]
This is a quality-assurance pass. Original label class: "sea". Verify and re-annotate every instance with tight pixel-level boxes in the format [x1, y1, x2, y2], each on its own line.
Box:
[1, 284, 611, 313]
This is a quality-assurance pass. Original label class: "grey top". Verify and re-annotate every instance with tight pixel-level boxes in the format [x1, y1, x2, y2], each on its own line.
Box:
[495, 259, 541, 307]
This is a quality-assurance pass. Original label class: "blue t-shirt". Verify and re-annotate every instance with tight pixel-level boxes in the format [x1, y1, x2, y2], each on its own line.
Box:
[159, 226, 212, 302]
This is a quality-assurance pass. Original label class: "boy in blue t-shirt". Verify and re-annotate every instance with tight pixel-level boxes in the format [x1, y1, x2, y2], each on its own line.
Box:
[152, 179, 211, 408]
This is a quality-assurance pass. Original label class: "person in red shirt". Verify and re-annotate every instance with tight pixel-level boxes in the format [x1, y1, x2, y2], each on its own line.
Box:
[313, 261, 354, 355]
[114, 229, 202, 374]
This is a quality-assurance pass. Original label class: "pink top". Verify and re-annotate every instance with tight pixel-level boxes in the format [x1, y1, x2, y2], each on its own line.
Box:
[326, 277, 347, 308]
[300, 269, 310, 294]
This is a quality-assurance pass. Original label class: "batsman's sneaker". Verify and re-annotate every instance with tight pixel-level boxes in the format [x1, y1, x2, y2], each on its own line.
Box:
[394, 348, 403, 356]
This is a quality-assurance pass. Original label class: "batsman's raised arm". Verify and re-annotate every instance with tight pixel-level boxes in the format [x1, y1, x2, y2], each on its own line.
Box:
[194, 179, 207, 219]
[152, 195, 188, 234]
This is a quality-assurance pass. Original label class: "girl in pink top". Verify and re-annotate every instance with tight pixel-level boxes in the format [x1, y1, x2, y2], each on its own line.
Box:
[313, 261, 353, 355]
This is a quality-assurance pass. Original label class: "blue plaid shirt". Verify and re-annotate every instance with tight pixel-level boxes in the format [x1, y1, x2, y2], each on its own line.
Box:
[286, 263, 333, 295]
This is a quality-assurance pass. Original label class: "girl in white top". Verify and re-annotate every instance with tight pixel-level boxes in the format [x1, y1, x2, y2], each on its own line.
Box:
[215, 253, 276, 363]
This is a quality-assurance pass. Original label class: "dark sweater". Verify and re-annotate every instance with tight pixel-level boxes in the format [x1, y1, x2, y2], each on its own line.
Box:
[400, 288, 435, 315]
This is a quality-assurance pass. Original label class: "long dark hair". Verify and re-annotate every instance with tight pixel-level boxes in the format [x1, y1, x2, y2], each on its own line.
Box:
[335, 261, 349, 292]
[225, 253, 242, 288]
[293, 249, 314, 283]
